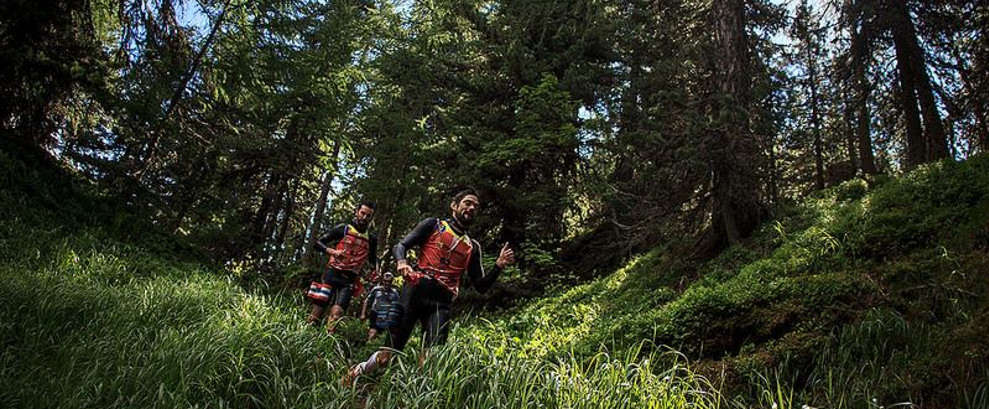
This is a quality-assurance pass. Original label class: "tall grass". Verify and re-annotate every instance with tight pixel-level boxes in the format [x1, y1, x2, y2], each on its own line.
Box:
[0, 201, 360, 408]
[0, 205, 731, 408]
[0, 210, 754, 409]
[359, 337, 728, 409]
[3, 153, 988, 408]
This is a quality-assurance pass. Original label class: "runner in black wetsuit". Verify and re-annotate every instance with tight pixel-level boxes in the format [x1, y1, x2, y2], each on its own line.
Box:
[305, 202, 378, 334]
[342, 189, 516, 385]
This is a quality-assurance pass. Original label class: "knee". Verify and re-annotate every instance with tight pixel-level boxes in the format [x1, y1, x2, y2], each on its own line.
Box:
[376, 350, 392, 365]
[330, 306, 344, 317]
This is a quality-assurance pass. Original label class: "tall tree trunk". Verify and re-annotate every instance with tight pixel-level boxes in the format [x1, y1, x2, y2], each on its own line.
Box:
[275, 182, 297, 260]
[977, 100, 989, 153]
[892, 1, 948, 161]
[252, 172, 281, 252]
[500, 164, 529, 251]
[263, 180, 287, 245]
[808, 40, 825, 190]
[303, 140, 342, 262]
[892, 45, 926, 169]
[768, 134, 780, 210]
[697, 0, 763, 255]
[887, 0, 947, 166]
[378, 183, 408, 269]
[842, 86, 860, 169]
[851, 25, 878, 174]
[953, 55, 989, 151]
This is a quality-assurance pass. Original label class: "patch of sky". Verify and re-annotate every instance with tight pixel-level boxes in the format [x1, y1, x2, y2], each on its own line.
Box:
[178, 1, 210, 33]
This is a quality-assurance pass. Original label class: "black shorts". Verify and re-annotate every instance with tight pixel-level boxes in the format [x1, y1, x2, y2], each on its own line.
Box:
[315, 268, 356, 309]
[367, 312, 382, 330]
[387, 278, 454, 350]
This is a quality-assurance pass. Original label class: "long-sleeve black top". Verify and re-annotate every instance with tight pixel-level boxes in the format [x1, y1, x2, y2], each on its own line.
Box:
[314, 222, 378, 267]
[392, 217, 501, 292]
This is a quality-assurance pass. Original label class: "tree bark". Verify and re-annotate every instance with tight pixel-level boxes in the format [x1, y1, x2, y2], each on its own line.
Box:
[850, 23, 878, 174]
[252, 172, 281, 251]
[842, 85, 860, 169]
[303, 140, 342, 262]
[887, 0, 947, 166]
[892, 42, 926, 169]
[697, 0, 763, 256]
[807, 37, 825, 190]
[275, 182, 297, 259]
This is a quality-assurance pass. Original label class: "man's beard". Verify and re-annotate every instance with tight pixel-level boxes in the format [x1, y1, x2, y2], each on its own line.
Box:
[353, 218, 369, 230]
[453, 211, 473, 227]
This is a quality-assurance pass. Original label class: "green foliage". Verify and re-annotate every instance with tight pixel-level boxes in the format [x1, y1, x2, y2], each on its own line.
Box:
[475, 155, 989, 407]
[0, 249, 355, 408]
[0, 136, 723, 409]
[357, 338, 729, 409]
[5, 120, 989, 407]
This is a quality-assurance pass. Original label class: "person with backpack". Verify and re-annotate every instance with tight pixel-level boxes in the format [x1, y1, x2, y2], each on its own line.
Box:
[361, 272, 401, 342]
[342, 188, 515, 385]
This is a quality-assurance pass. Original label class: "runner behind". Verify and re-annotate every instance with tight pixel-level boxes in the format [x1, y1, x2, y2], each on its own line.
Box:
[361, 272, 401, 342]
[306, 201, 378, 334]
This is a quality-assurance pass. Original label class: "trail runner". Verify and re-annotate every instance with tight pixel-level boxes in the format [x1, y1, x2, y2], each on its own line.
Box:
[306, 201, 378, 334]
[342, 188, 516, 385]
[361, 272, 401, 342]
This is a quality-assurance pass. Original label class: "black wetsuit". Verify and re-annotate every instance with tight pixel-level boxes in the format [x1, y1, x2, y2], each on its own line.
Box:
[313, 222, 378, 309]
[389, 217, 501, 349]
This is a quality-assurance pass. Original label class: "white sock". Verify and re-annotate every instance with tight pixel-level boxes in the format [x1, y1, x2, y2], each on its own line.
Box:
[356, 351, 382, 375]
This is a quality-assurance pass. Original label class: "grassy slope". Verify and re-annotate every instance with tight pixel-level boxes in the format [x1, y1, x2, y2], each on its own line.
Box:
[0, 147, 360, 408]
[0, 146, 728, 409]
[480, 156, 989, 408]
[2, 144, 988, 408]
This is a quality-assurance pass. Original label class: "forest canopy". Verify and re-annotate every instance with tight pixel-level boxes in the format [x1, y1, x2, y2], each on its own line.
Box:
[3, 0, 986, 284]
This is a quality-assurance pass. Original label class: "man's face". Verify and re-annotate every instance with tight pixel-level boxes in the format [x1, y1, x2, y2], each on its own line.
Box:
[354, 205, 374, 228]
[451, 194, 480, 226]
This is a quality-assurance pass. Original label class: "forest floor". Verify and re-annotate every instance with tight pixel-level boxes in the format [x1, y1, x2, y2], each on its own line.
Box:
[2, 147, 988, 408]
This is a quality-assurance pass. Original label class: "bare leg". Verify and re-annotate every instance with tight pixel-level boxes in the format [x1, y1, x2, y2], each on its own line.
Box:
[367, 328, 378, 342]
[307, 304, 325, 326]
[326, 305, 344, 334]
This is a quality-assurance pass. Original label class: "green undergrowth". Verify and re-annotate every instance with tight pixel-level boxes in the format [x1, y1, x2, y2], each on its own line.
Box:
[3, 146, 988, 408]
[0, 143, 730, 408]
[478, 156, 989, 408]
[0, 148, 738, 409]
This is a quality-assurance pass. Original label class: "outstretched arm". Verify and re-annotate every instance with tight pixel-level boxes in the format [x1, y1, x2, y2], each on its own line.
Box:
[468, 242, 515, 293]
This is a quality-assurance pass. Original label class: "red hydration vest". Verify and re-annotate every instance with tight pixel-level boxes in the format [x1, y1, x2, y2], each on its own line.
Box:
[415, 219, 474, 296]
[327, 224, 371, 272]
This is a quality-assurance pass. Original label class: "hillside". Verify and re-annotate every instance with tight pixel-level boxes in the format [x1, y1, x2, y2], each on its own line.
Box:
[479, 155, 989, 408]
[2, 146, 988, 408]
